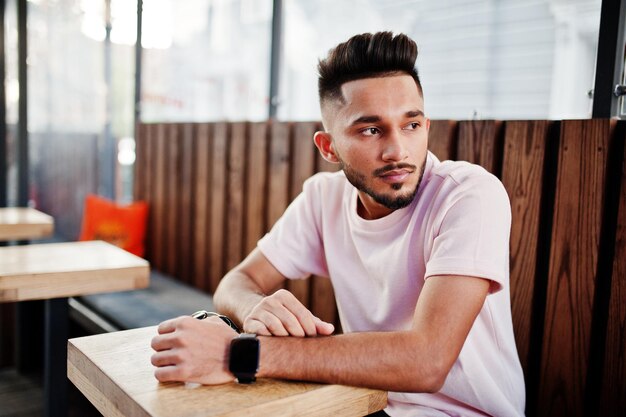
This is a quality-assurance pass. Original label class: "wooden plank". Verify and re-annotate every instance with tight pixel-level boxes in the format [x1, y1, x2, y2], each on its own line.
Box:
[133, 124, 146, 202]
[427, 120, 457, 161]
[311, 143, 340, 326]
[152, 124, 167, 270]
[285, 122, 318, 308]
[209, 123, 228, 293]
[244, 122, 269, 255]
[193, 124, 211, 292]
[225, 122, 247, 271]
[456, 120, 504, 177]
[266, 122, 291, 229]
[178, 124, 195, 284]
[600, 123, 626, 417]
[141, 124, 155, 260]
[165, 124, 180, 277]
[500, 120, 552, 377]
[538, 119, 613, 417]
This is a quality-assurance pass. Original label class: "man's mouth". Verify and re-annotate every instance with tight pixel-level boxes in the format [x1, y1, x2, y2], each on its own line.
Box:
[374, 164, 416, 183]
[379, 170, 411, 182]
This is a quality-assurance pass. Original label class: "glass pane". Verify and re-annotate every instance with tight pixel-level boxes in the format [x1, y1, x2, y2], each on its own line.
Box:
[279, 0, 602, 121]
[141, 0, 273, 122]
[28, 0, 105, 239]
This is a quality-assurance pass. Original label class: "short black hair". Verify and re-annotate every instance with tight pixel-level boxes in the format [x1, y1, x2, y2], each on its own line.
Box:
[317, 31, 422, 104]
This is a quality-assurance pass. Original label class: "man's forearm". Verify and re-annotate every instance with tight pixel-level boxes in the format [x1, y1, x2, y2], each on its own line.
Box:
[257, 331, 446, 393]
[214, 271, 266, 327]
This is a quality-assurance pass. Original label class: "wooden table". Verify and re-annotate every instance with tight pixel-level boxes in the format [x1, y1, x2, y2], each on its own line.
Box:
[68, 326, 388, 417]
[0, 240, 149, 302]
[0, 207, 54, 241]
[0, 240, 150, 417]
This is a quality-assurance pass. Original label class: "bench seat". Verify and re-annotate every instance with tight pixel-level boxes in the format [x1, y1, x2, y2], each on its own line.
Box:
[69, 270, 215, 333]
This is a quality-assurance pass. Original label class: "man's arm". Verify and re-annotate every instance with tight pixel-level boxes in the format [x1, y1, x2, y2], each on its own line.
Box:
[151, 273, 489, 392]
[214, 248, 334, 337]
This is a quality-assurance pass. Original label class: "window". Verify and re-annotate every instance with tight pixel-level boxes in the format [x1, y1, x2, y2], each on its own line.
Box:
[140, 0, 273, 122]
[277, 0, 602, 121]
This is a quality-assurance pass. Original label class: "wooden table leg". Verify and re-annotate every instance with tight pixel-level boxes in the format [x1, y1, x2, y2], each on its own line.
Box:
[44, 298, 68, 417]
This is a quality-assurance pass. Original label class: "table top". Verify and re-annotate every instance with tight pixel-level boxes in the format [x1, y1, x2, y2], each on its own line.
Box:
[0, 207, 54, 241]
[0, 240, 149, 302]
[68, 326, 387, 417]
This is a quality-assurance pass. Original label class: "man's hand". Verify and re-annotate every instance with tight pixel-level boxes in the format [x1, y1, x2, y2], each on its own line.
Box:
[150, 316, 237, 384]
[244, 289, 335, 337]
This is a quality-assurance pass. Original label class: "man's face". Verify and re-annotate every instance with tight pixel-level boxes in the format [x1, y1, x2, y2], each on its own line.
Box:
[319, 74, 430, 219]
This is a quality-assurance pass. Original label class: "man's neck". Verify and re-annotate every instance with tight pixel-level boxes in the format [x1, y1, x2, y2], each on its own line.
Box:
[356, 193, 395, 220]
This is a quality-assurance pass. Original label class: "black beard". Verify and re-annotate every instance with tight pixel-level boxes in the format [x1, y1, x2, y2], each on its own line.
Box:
[340, 157, 426, 210]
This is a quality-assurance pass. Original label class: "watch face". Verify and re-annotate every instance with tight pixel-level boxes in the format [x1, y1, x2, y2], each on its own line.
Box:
[229, 335, 259, 374]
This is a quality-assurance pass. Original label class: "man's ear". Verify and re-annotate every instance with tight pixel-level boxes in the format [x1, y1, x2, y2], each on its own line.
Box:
[313, 131, 340, 163]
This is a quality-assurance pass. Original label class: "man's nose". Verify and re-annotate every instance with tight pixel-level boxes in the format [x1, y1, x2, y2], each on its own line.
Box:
[381, 130, 408, 162]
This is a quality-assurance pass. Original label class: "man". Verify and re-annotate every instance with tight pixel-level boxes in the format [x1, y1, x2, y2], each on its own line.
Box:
[151, 31, 525, 417]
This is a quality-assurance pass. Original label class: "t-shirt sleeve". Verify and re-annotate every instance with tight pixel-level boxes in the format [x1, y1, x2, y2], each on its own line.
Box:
[424, 174, 511, 293]
[257, 176, 328, 279]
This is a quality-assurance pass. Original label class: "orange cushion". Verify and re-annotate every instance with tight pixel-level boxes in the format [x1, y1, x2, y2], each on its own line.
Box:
[79, 194, 149, 257]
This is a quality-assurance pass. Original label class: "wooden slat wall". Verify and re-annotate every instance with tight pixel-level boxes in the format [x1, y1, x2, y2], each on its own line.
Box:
[286, 122, 319, 308]
[209, 123, 228, 292]
[225, 122, 247, 272]
[501, 120, 551, 374]
[178, 124, 195, 284]
[428, 120, 457, 161]
[600, 125, 626, 417]
[135, 119, 626, 417]
[457, 120, 504, 176]
[538, 120, 614, 417]
[193, 123, 211, 290]
[244, 123, 269, 255]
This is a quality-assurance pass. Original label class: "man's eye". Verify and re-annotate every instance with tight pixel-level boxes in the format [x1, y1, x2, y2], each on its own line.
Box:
[404, 122, 420, 130]
[362, 127, 380, 136]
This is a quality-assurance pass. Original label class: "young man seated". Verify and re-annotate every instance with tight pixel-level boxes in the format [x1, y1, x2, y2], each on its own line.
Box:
[150, 31, 525, 417]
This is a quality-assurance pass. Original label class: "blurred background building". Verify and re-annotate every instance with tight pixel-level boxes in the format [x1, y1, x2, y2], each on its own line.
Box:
[1, 0, 621, 240]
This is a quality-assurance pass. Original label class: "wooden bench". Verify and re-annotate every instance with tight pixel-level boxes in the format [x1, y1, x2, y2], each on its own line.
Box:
[80, 119, 624, 417]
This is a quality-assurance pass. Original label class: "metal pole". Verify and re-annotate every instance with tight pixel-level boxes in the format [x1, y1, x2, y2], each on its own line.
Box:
[0, 0, 6, 208]
[100, 0, 115, 199]
[268, 0, 283, 119]
[17, 0, 27, 206]
[134, 0, 143, 130]
[591, 0, 626, 118]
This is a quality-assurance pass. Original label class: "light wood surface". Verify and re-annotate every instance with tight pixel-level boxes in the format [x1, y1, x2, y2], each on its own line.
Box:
[0, 207, 54, 241]
[0, 240, 149, 302]
[68, 326, 387, 417]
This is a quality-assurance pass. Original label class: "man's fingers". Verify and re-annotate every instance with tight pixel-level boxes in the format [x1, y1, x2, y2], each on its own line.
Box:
[314, 316, 335, 335]
[157, 317, 183, 334]
[245, 289, 326, 337]
[270, 306, 307, 337]
[244, 318, 272, 336]
[154, 365, 182, 382]
[151, 350, 180, 367]
[282, 301, 318, 337]
[151, 334, 171, 351]
[270, 289, 318, 336]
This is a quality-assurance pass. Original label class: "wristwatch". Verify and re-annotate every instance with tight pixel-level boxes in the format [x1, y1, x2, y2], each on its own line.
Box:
[229, 333, 259, 383]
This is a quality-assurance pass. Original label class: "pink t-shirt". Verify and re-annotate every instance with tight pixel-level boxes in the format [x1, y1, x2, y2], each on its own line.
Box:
[258, 152, 525, 417]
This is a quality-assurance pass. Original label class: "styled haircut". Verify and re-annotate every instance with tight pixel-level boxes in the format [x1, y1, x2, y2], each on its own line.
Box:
[317, 31, 422, 104]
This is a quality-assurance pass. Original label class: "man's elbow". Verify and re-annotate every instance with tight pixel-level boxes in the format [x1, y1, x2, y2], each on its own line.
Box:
[404, 358, 449, 393]
[212, 274, 232, 312]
